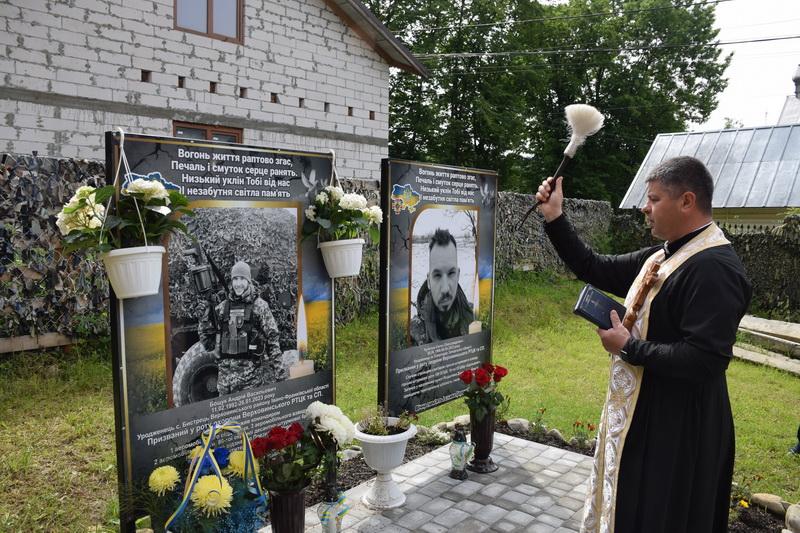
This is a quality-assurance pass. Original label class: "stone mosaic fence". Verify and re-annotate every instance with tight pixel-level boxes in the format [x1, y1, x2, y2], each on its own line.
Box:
[1, 153, 798, 351]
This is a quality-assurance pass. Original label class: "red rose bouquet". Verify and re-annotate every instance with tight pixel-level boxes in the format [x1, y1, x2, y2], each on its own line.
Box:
[460, 362, 509, 422]
[251, 403, 356, 496]
[251, 422, 322, 492]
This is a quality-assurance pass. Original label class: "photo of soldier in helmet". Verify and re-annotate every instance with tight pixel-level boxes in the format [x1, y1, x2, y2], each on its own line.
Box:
[198, 260, 287, 395]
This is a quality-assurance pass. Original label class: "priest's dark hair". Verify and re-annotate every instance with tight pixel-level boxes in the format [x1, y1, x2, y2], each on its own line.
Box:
[646, 156, 714, 214]
[428, 227, 457, 251]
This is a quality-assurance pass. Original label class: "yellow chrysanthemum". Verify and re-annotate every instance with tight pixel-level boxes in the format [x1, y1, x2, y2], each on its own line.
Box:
[189, 445, 205, 460]
[191, 475, 233, 517]
[148, 466, 180, 496]
[738, 500, 749, 508]
[225, 450, 258, 478]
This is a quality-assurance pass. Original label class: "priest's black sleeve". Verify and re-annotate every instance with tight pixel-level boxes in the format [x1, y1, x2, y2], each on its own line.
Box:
[619, 250, 751, 383]
[544, 214, 658, 298]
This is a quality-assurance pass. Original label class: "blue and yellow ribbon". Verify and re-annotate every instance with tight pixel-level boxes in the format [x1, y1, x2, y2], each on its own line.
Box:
[164, 421, 266, 532]
[317, 493, 351, 527]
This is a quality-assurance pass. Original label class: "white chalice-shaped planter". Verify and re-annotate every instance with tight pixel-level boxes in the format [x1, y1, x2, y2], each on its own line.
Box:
[354, 418, 417, 509]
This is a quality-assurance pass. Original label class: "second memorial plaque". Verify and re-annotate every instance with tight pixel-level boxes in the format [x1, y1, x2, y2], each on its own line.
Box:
[379, 159, 498, 415]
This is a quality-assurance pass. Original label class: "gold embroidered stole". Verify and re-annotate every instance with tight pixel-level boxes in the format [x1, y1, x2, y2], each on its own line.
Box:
[580, 223, 730, 533]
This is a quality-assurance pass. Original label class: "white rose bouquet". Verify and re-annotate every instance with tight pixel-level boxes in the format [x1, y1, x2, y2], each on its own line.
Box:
[302, 185, 382, 242]
[57, 178, 193, 253]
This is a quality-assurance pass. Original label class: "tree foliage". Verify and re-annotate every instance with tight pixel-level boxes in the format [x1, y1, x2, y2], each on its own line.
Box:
[365, 0, 730, 205]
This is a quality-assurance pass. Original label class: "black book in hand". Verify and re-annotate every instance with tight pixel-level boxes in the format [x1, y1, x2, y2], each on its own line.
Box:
[573, 284, 627, 330]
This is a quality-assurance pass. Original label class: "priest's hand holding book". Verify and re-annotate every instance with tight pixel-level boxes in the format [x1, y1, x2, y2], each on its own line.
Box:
[596, 310, 630, 356]
[573, 285, 631, 356]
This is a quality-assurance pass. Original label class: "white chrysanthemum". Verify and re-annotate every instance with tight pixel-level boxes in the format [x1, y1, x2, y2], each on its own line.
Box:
[307, 401, 342, 420]
[324, 185, 344, 201]
[305, 206, 316, 221]
[123, 178, 170, 203]
[315, 191, 329, 205]
[362, 205, 383, 225]
[339, 193, 367, 210]
[307, 402, 355, 445]
[321, 415, 347, 444]
[305, 401, 329, 420]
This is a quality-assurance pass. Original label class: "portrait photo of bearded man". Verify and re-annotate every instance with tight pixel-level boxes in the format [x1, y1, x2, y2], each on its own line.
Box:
[410, 228, 475, 345]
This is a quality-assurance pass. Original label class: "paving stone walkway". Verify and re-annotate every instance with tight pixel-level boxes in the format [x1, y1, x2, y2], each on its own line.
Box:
[264, 433, 593, 532]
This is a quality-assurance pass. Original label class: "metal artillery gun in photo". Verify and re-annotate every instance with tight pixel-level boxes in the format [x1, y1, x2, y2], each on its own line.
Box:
[170, 243, 227, 407]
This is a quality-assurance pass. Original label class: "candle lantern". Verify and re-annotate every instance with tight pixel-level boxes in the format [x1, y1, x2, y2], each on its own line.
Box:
[449, 426, 475, 480]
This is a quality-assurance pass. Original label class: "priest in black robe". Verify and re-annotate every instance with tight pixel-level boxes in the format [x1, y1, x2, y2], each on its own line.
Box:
[535, 156, 751, 533]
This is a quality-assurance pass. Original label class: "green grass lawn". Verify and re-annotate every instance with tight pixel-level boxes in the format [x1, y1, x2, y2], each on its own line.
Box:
[336, 273, 800, 505]
[1, 274, 798, 531]
[0, 342, 119, 532]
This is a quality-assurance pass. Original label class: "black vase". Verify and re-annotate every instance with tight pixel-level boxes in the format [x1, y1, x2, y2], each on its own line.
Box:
[269, 486, 307, 533]
[467, 409, 498, 473]
[323, 452, 339, 503]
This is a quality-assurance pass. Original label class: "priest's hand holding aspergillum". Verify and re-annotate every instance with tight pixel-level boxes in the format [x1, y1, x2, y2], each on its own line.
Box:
[536, 176, 564, 222]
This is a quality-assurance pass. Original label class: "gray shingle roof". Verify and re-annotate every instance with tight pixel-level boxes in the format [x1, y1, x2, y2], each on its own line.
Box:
[620, 125, 800, 209]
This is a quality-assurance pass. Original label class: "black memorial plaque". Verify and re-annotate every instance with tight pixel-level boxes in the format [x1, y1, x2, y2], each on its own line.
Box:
[378, 159, 497, 415]
[106, 133, 336, 521]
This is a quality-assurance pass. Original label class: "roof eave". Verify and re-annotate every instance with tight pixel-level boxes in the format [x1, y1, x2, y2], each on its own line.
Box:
[324, 0, 430, 78]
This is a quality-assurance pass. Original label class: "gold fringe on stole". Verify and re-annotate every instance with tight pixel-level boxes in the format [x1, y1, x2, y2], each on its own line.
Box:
[580, 224, 730, 533]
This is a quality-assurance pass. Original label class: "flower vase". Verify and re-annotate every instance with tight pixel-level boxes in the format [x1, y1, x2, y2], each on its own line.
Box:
[268, 486, 307, 533]
[317, 238, 364, 278]
[322, 453, 339, 503]
[467, 409, 498, 473]
[317, 498, 345, 533]
[102, 245, 165, 299]
[316, 452, 348, 532]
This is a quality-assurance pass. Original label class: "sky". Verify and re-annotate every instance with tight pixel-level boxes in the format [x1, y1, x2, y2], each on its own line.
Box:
[699, 0, 800, 130]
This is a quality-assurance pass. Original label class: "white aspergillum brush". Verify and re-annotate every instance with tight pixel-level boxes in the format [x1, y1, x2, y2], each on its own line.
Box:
[518, 103, 605, 228]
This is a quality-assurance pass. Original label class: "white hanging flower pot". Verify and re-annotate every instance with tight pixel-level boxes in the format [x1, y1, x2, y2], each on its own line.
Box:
[318, 238, 364, 278]
[354, 418, 417, 509]
[102, 245, 165, 299]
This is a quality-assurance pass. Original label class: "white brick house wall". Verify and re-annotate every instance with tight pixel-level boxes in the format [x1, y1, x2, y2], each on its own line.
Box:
[0, 0, 394, 180]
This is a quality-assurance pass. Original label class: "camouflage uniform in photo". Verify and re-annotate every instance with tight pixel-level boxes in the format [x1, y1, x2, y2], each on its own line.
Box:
[199, 265, 286, 395]
[410, 280, 474, 345]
